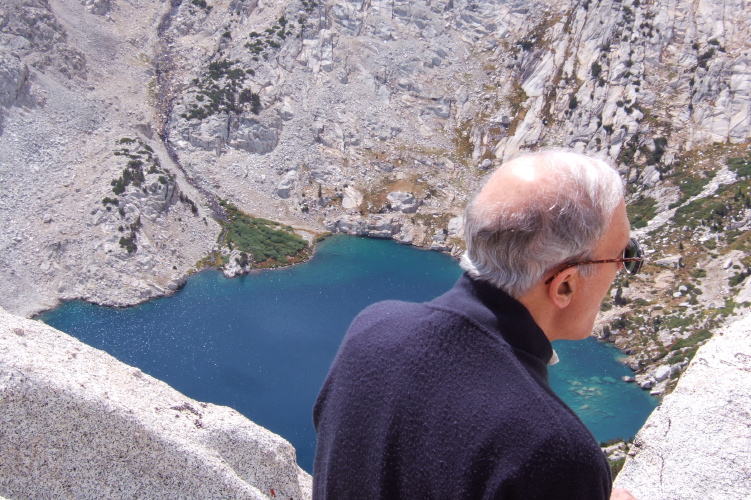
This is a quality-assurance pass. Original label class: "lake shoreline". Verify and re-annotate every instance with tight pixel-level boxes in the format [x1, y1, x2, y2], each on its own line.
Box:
[40, 236, 658, 472]
[33, 233, 654, 396]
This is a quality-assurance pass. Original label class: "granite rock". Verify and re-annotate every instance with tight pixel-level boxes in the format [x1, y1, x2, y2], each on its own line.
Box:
[615, 312, 751, 499]
[341, 186, 363, 209]
[387, 191, 419, 214]
[0, 307, 312, 500]
[276, 170, 298, 199]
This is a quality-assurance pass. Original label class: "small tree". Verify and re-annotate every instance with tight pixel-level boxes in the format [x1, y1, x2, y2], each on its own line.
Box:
[591, 61, 602, 78]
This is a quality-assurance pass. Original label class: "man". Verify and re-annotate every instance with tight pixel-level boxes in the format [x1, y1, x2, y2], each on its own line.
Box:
[313, 151, 641, 499]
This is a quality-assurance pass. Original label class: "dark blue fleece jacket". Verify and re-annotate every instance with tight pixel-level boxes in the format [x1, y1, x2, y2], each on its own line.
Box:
[313, 273, 612, 499]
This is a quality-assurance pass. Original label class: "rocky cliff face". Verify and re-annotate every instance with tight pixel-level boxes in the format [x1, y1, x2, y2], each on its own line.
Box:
[0, 0, 222, 317]
[614, 310, 751, 499]
[0, 306, 312, 499]
[1, 0, 750, 320]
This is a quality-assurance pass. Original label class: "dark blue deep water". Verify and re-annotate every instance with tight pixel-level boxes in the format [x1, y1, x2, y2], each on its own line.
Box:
[39, 235, 657, 473]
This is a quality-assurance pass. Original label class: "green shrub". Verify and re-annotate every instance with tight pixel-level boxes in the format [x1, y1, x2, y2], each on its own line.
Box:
[591, 62, 602, 78]
[729, 270, 750, 287]
[643, 137, 667, 165]
[191, 0, 211, 11]
[727, 156, 751, 177]
[660, 313, 694, 332]
[672, 176, 750, 229]
[628, 195, 657, 228]
[188, 59, 262, 119]
[667, 169, 716, 209]
[609, 457, 626, 477]
[671, 329, 712, 351]
[691, 268, 707, 278]
[220, 202, 309, 266]
[672, 198, 725, 227]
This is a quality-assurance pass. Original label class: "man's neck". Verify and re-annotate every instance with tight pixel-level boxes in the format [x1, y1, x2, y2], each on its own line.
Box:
[517, 286, 560, 342]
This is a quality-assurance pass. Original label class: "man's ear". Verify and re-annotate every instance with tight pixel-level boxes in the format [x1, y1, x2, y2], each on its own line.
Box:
[548, 268, 577, 309]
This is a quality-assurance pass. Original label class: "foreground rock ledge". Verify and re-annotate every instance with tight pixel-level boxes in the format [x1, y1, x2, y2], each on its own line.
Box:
[615, 311, 751, 499]
[0, 307, 312, 500]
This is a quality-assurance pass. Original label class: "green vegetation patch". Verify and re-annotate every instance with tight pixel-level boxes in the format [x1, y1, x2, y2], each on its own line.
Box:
[671, 176, 750, 230]
[220, 201, 309, 266]
[668, 328, 713, 363]
[665, 168, 716, 209]
[608, 457, 626, 477]
[729, 268, 751, 287]
[727, 154, 751, 178]
[641, 137, 667, 166]
[119, 216, 142, 253]
[190, 0, 212, 12]
[111, 138, 170, 195]
[183, 59, 261, 121]
[453, 120, 474, 165]
[628, 195, 658, 229]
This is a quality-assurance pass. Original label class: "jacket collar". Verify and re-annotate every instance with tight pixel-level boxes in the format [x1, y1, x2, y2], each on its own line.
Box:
[432, 273, 555, 366]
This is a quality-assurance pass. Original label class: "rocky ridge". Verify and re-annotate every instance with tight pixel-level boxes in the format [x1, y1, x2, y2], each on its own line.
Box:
[0, 0, 222, 317]
[613, 310, 751, 499]
[0, 305, 312, 499]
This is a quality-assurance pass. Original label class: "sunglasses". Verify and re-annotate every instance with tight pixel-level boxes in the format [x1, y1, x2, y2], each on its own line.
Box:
[544, 238, 645, 285]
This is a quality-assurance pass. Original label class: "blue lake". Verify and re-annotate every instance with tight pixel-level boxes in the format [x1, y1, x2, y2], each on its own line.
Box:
[39, 235, 657, 473]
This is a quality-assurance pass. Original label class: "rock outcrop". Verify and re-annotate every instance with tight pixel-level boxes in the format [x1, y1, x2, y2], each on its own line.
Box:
[614, 311, 751, 499]
[0, 307, 312, 499]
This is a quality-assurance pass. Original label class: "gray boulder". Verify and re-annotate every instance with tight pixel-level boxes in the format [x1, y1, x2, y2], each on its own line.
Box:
[341, 186, 363, 209]
[447, 216, 464, 238]
[653, 364, 672, 382]
[0, 307, 312, 500]
[335, 216, 366, 236]
[0, 51, 28, 108]
[387, 191, 418, 213]
[366, 215, 401, 238]
[615, 313, 751, 499]
[276, 170, 297, 199]
[654, 255, 683, 268]
[640, 166, 661, 187]
[81, 0, 111, 15]
[223, 249, 252, 277]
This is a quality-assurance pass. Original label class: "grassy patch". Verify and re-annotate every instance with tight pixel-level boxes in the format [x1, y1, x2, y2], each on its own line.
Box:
[690, 268, 707, 278]
[728, 154, 751, 177]
[453, 120, 474, 165]
[672, 177, 751, 230]
[628, 195, 658, 229]
[220, 201, 310, 267]
[670, 328, 712, 351]
[666, 169, 716, 209]
[608, 457, 626, 477]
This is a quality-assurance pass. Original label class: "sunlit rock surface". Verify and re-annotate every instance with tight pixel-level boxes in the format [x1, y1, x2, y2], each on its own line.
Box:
[0, 307, 312, 500]
[615, 311, 751, 499]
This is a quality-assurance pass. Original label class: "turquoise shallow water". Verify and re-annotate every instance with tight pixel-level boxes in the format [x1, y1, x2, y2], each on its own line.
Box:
[39, 235, 657, 473]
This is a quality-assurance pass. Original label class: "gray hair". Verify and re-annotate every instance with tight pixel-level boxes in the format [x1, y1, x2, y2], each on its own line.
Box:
[460, 150, 624, 298]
